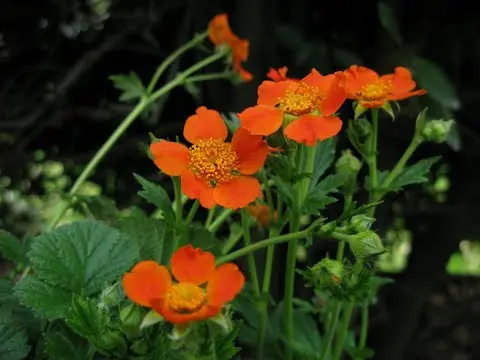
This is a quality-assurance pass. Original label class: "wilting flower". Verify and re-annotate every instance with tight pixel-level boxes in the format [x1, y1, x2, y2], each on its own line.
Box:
[247, 202, 278, 227]
[208, 14, 252, 81]
[238, 69, 345, 146]
[122, 245, 245, 324]
[344, 65, 427, 108]
[150, 106, 269, 209]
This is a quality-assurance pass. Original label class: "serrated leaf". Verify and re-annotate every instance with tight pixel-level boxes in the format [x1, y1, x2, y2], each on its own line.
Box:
[365, 170, 389, 191]
[45, 329, 91, 360]
[27, 220, 139, 296]
[0, 230, 25, 263]
[389, 156, 441, 191]
[199, 323, 241, 360]
[109, 72, 146, 102]
[66, 296, 109, 339]
[273, 177, 293, 205]
[411, 56, 460, 110]
[310, 138, 336, 189]
[117, 209, 172, 264]
[0, 310, 30, 360]
[133, 174, 176, 227]
[14, 276, 72, 319]
[377, 2, 402, 45]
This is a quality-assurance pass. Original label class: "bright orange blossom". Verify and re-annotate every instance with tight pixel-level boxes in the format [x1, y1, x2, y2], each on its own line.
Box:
[150, 106, 269, 209]
[208, 14, 252, 81]
[122, 245, 245, 324]
[343, 65, 427, 108]
[238, 69, 345, 146]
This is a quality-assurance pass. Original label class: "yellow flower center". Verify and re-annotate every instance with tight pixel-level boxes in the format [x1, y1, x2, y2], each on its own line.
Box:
[166, 282, 206, 313]
[358, 81, 391, 101]
[188, 138, 239, 186]
[279, 83, 322, 116]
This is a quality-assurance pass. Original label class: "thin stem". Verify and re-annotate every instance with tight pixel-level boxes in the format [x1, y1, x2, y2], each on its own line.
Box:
[358, 303, 369, 349]
[336, 241, 346, 261]
[184, 72, 231, 84]
[332, 302, 355, 360]
[299, 144, 316, 203]
[184, 200, 200, 228]
[241, 208, 260, 295]
[222, 231, 244, 255]
[146, 31, 208, 93]
[366, 109, 379, 217]
[205, 207, 216, 227]
[319, 302, 342, 360]
[207, 208, 233, 233]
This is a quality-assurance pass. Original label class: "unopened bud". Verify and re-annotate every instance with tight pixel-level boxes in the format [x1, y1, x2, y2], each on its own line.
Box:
[349, 214, 375, 232]
[348, 230, 384, 260]
[310, 258, 344, 289]
[336, 150, 362, 176]
[422, 119, 455, 143]
[99, 283, 124, 308]
[352, 118, 372, 138]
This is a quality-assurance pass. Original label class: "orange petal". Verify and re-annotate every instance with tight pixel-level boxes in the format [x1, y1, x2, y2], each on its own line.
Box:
[267, 67, 289, 81]
[234, 60, 253, 82]
[238, 105, 284, 136]
[122, 261, 172, 307]
[359, 100, 386, 108]
[184, 106, 228, 144]
[389, 66, 416, 92]
[170, 245, 216, 285]
[207, 263, 245, 307]
[344, 65, 379, 99]
[319, 74, 346, 116]
[152, 300, 220, 324]
[199, 187, 216, 209]
[213, 175, 262, 209]
[284, 115, 342, 146]
[258, 79, 295, 106]
[181, 169, 207, 199]
[302, 69, 333, 91]
[150, 141, 189, 176]
[232, 128, 268, 175]
[208, 14, 234, 45]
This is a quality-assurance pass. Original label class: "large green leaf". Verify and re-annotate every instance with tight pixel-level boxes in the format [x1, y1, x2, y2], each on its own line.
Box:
[66, 296, 109, 339]
[389, 156, 441, 191]
[0, 230, 25, 263]
[411, 56, 460, 110]
[310, 138, 336, 189]
[117, 209, 172, 264]
[134, 174, 176, 227]
[0, 309, 30, 360]
[14, 276, 72, 319]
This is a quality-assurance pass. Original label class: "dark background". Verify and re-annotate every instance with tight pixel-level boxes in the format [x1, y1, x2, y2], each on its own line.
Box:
[1, 0, 479, 359]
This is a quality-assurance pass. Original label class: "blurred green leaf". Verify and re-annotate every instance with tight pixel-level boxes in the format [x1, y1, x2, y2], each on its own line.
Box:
[411, 56, 460, 110]
[109, 72, 146, 102]
[0, 309, 30, 360]
[389, 156, 441, 191]
[45, 329, 92, 360]
[0, 230, 25, 263]
[377, 2, 403, 45]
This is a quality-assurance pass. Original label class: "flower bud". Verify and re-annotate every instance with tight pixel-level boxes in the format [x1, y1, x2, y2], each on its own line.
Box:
[349, 214, 375, 232]
[119, 303, 142, 339]
[309, 258, 344, 289]
[296, 244, 308, 262]
[99, 283, 124, 309]
[421, 119, 455, 143]
[335, 150, 362, 176]
[348, 230, 384, 261]
[352, 118, 371, 138]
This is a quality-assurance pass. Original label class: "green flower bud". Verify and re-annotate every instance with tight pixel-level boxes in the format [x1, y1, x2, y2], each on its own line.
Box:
[348, 230, 384, 261]
[422, 119, 455, 143]
[349, 214, 375, 232]
[336, 150, 362, 176]
[352, 118, 372, 138]
[296, 244, 308, 262]
[120, 303, 142, 339]
[310, 258, 344, 289]
[99, 283, 124, 308]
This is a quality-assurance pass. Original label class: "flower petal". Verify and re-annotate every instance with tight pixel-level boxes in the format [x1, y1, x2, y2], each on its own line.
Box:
[319, 74, 346, 116]
[199, 187, 216, 209]
[257, 79, 295, 105]
[267, 67, 289, 81]
[344, 65, 380, 99]
[302, 69, 332, 90]
[184, 106, 228, 144]
[152, 300, 220, 324]
[150, 141, 189, 176]
[238, 105, 284, 136]
[213, 176, 262, 209]
[170, 245, 216, 285]
[207, 263, 245, 307]
[284, 115, 342, 146]
[232, 128, 268, 175]
[181, 169, 207, 197]
[208, 14, 234, 45]
[122, 261, 172, 307]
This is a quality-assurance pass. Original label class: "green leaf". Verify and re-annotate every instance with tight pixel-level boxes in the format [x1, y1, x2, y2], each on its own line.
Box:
[411, 56, 460, 110]
[310, 138, 336, 189]
[14, 276, 72, 319]
[186, 223, 223, 256]
[66, 296, 109, 339]
[133, 174, 176, 227]
[73, 195, 118, 223]
[377, 2, 403, 45]
[109, 72, 146, 102]
[0, 230, 25, 263]
[302, 174, 344, 215]
[27, 220, 139, 296]
[0, 310, 30, 360]
[389, 156, 441, 191]
[222, 113, 240, 134]
[45, 327, 92, 360]
[117, 209, 172, 264]
[199, 323, 241, 360]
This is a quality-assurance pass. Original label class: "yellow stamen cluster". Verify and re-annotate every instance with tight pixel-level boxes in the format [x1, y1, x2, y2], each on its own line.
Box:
[188, 138, 239, 186]
[279, 82, 322, 115]
[166, 282, 206, 313]
[358, 81, 391, 100]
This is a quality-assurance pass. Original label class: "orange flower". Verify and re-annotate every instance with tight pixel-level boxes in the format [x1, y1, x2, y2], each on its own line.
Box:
[122, 245, 245, 325]
[247, 202, 277, 227]
[208, 14, 252, 81]
[238, 69, 345, 146]
[344, 65, 427, 108]
[150, 106, 269, 209]
[267, 66, 291, 82]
